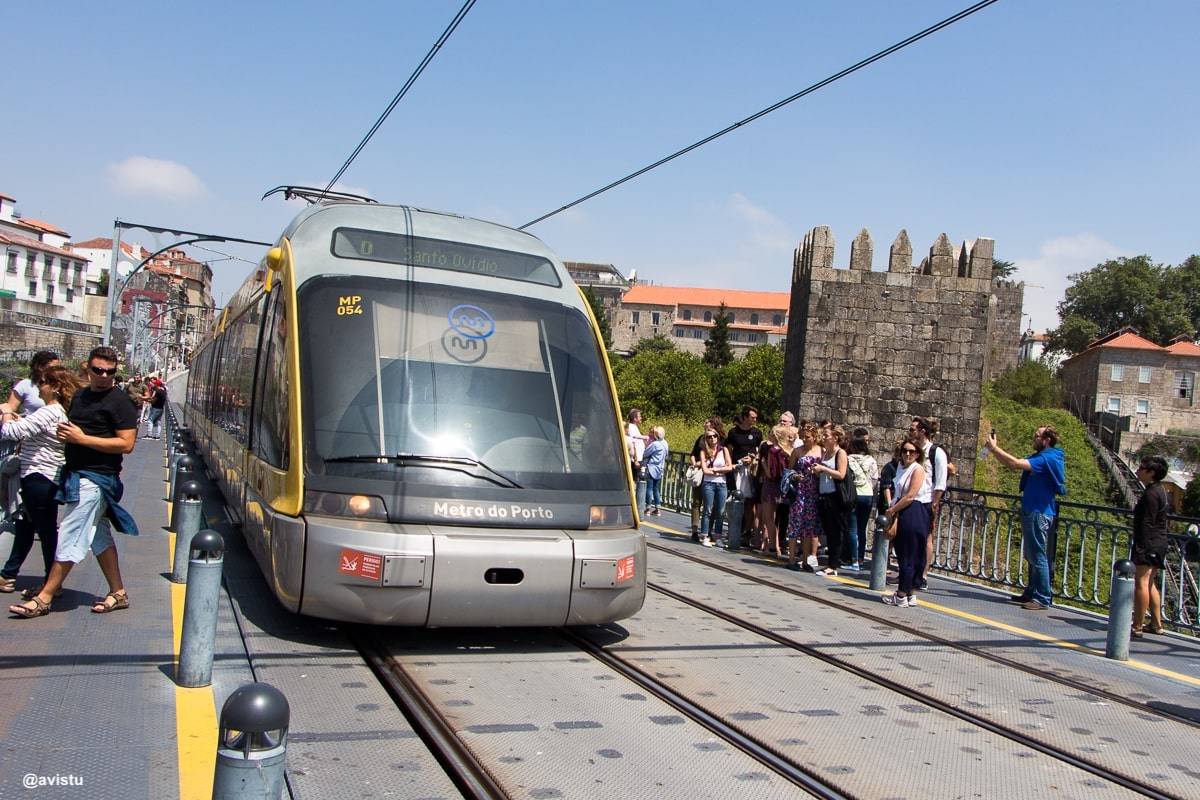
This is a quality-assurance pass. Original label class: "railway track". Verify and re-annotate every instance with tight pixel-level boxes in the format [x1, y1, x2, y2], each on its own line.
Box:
[647, 538, 1200, 730]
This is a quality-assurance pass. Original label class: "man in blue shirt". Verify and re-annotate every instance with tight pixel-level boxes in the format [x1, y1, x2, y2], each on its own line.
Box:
[986, 426, 1067, 610]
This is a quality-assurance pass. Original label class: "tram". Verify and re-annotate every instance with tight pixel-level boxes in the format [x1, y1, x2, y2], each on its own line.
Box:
[183, 191, 645, 625]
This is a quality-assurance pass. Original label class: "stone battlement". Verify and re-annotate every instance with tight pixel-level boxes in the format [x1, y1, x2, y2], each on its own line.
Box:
[782, 225, 1023, 488]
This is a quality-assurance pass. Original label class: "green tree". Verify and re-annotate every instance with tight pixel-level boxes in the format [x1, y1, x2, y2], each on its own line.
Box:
[581, 286, 613, 350]
[1183, 477, 1200, 517]
[1164, 254, 1200, 339]
[703, 302, 734, 368]
[614, 348, 713, 421]
[630, 333, 675, 355]
[991, 259, 1017, 280]
[1046, 255, 1191, 354]
[713, 343, 784, 421]
[1044, 315, 1099, 356]
[96, 269, 110, 296]
[992, 361, 1063, 408]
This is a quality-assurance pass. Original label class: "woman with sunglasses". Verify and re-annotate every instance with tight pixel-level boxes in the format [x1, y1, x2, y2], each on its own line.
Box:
[784, 421, 824, 571]
[0, 366, 83, 596]
[1131, 455, 1169, 637]
[883, 439, 929, 607]
[698, 427, 734, 547]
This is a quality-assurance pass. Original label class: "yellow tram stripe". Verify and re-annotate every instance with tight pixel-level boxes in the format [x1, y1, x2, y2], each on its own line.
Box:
[169, 499, 218, 798]
[641, 520, 1200, 689]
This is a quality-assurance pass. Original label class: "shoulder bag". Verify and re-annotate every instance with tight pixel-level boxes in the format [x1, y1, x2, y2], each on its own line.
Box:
[835, 450, 857, 510]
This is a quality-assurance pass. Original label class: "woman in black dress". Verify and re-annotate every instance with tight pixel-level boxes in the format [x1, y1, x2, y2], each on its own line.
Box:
[1131, 455, 1170, 637]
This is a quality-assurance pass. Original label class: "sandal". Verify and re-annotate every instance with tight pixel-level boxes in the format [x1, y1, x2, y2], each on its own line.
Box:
[0, 577, 15, 593]
[9, 596, 51, 618]
[91, 590, 129, 614]
[1148, 625, 1165, 635]
[1130, 626, 1144, 639]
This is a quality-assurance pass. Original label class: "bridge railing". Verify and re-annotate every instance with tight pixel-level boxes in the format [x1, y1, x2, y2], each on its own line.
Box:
[656, 451, 1200, 635]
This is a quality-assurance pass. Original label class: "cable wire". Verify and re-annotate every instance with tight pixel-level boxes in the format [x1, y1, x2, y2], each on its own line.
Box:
[322, 0, 478, 198]
[520, 0, 1001, 229]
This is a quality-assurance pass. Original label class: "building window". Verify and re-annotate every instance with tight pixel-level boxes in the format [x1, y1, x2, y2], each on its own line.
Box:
[25, 253, 35, 276]
[773, 314, 783, 326]
[651, 312, 660, 326]
[703, 310, 712, 322]
[692, 330, 701, 339]
[727, 312, 736, 323]
[1177, 371, 1194, 400]
[729, 332, 739, 342]
[1110, 365, 1123, 382]
[46, 284, 54, 304]
[682, 309, 692, 321]
[674, 327, 683, 337]
[750, 313, 759, 325]
[28, 281, 37, 296]
[1136, 399, 1149, 414]
[66, 288, 74, 303]
[5, 252, 15, 274]
[1138, 366, 1152, 384]
[631, 311, 640, 324]
[1106, 396, 1120, 413]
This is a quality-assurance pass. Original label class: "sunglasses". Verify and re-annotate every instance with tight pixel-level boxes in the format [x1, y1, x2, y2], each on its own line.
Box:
[902, 448, 919, 455]
[90, 365, 118, 377]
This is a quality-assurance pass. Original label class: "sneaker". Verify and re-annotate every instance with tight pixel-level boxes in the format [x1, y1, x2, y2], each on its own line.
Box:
[1021, 600, 1047, 611]
[805, 555, 819, 571]
[651, 508, 661, 517]
[847, 562, 861, 573]
[701, 538, 715, 548]
[905, 595, 919, 607]
[1009, 593, 1033, 603]
[916, 578, 928, 589]
[882, 592, 906, 606]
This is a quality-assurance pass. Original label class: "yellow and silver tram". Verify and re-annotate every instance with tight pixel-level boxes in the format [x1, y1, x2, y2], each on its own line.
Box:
[184, 197, 645, 625]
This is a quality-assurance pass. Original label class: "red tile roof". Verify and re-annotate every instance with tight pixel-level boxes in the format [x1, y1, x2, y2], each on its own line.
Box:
[622, 284, 790, 311]
[0, 230, 90, 261]
[71, 238, 147, 259]
[16, 218, 69, 236]
[1166, 340, 1200, 356]
[1094, 332, 1165, 351]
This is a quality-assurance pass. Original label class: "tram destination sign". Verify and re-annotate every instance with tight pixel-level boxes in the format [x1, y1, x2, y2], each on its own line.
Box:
[332, 227, 560, 287]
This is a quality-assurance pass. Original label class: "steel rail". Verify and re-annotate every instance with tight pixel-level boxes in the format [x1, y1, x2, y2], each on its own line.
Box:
[558, 627, 848, 800]
[647, 537, 1200, 730]
[642, 575, 1184, 800]
[351, 628, 510, 800]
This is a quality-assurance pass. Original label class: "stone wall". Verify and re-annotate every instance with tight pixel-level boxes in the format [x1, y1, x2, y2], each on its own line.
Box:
[782, 226, 1024, 488]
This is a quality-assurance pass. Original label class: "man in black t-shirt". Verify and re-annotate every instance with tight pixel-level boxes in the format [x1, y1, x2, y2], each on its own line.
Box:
[724, 406, 763, 544]
[9, 347, 138, 619]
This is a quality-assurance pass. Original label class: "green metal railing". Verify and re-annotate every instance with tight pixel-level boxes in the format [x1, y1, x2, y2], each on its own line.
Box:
[656, 451, 1200, 634]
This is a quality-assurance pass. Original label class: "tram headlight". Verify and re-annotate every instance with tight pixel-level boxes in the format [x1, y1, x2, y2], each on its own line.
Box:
[588, 505, 634, 529]
[303, 491, 388, 520]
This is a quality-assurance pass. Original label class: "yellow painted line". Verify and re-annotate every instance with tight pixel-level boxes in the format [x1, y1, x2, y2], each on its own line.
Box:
[169, 503, 217, 798]
[642, 520, 1200, 689]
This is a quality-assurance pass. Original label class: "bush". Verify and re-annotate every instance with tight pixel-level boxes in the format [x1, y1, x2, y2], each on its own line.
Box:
[613, 348, 713, 421]
[713, 344, 784, 421]
[1184, 478, 1200, 517]
[992, 361, 1063, 408]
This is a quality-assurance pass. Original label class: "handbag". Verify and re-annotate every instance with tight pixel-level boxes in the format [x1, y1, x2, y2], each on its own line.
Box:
[779, 468, 798, 504]
[685, 464, 704, 487]
[734, 463, 754, 500]
[884, 513, 899, 540]
[835, 451, 857, 510]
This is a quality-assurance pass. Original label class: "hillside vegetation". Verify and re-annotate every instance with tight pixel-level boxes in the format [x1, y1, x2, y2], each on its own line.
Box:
[975, 384, 1116, 507]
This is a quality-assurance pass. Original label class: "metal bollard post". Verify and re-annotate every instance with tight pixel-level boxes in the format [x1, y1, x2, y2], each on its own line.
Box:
[870, 514, 890, 592]
[213, 683, 290, 800]
[169, 454, 195, 501]
[170, 491, 204, 584]
[171, 478, 202, 528]
[1105, 559, 1136, 661]
[177, 530, 224, 688]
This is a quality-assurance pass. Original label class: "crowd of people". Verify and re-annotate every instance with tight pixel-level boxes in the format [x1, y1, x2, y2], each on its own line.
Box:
[0, 348, 149, 618]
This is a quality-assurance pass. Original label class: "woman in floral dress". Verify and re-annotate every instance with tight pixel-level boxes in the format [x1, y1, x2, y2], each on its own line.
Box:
[786, 421, 824, 571]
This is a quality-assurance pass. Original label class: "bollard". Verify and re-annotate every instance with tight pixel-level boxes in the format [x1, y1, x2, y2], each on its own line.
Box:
[171, 478, 202, 527]
[1105, 559, 1136, 661]
[170, 493, 204, 584]
[169, 454, 195, 502]
[213, 683, 289, 800]
[870, 514, 890, 591]
[177, 529, 224, 687]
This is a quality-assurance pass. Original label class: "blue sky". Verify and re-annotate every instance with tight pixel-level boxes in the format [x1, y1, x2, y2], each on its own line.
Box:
[3, 1, 1197, 332]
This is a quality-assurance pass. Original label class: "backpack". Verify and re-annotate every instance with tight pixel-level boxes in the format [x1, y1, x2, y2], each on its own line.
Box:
[154, 386, 167, 405]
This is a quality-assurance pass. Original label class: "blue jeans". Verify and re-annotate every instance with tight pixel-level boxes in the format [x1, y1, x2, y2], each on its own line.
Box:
[645, 476, 662, 508]
[853, 495, 874, 564]
[1, 473, 59, 580]
[1020, 509, 1054, 606]
[700, 481, 727, 538]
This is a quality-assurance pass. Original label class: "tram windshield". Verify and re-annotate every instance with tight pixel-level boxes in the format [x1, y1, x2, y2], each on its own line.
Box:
[299, 276, 628, 492]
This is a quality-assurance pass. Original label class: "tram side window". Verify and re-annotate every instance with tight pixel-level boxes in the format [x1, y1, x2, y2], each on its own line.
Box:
[253, 291, 289, 468]
[223, 298, 264, 446]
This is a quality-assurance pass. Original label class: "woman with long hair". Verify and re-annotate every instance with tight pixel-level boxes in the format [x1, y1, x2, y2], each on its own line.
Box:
[698, 424, 734, 547]
[758, 423, 796, 557]
[0, 366, 84, 598]
[1131, 455, 1169, 637]
[0, 350, 60, 416]
[812, 423, 849, 576]
[846, 435, 879, 572]
[883, 440, 928, 607]
[785, 421, 824, 571]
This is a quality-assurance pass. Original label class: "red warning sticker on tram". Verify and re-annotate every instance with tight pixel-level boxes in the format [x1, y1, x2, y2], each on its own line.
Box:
[616, 555, 636, 583]
[339, 548, 383, 581]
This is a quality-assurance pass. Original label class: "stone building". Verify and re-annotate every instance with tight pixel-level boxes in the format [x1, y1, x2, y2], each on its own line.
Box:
[564, 261, 631, 331]
[781, 225, 1024, 488]
[0, 192, 90, 322]
[1060, 328, 1200, 450]
[612, 285, 789, 357]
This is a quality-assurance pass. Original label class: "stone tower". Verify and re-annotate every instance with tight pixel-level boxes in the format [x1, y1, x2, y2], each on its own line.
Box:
[781, 226, 1024, 488]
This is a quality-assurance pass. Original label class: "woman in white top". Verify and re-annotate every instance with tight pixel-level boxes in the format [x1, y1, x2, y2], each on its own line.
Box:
[0, 366, 81, 595]
[883, 440, 929, 607]
[0, 350, 60, 416]
[812, 424, 849, 576]
[846, 437, 880, 571]
[698, 429, 734, 547]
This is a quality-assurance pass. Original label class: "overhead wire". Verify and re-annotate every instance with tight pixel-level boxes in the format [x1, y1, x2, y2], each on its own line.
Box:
[321, 0, 478, 198]
[520, 0, 1002, 230]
